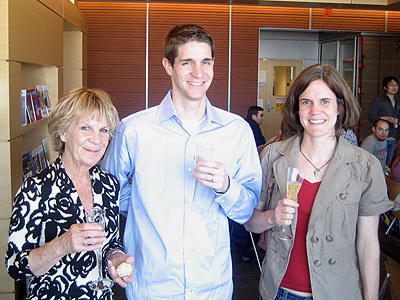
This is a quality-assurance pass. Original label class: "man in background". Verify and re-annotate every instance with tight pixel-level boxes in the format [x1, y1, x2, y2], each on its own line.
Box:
[368, 76, 399, 165]
[102, 24, 261, 300]
[245, 106, 266, 147]
[361, 119, 390, 175]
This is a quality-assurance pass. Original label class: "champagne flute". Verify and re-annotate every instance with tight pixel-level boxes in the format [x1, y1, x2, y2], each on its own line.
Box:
[85, 207, 114, 290]
[272, 167, 305, 240]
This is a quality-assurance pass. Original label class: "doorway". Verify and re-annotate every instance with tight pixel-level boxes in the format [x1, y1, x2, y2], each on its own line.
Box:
[258, 59, 303, 140]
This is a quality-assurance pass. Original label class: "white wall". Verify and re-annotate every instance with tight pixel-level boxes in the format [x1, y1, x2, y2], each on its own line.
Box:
[259, 30, 319, 69]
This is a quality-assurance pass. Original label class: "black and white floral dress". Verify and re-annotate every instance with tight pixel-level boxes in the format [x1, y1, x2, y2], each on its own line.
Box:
[6, 157, 122, 299]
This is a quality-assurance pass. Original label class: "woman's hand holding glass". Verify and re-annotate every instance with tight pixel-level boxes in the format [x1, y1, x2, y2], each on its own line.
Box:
[64, 223, 105, 254]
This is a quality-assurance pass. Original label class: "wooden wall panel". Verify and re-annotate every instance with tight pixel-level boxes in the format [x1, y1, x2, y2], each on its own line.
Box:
[230, 6, 310, 116]
[78, 2, 147, 119]
[388, 11, 400, 32]
[311, 8, 386, 31]
[148, 4, 230, 110]
[78, 2, 400, 120]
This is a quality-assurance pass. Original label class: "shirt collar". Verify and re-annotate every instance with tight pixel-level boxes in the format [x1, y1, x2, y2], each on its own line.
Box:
[155, 90, 224, 126]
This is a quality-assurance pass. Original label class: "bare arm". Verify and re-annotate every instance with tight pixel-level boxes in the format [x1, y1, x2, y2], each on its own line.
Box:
[356, 215, 380, 300]
[244, 198, 299, 233]
[28, 223, 104, 276]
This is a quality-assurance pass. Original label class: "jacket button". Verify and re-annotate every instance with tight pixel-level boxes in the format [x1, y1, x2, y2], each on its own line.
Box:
[339, 193, 347, 200]
[314, 260, 321, 267]
[311, 236, 319, 243]
[329, 258, 336, 265]
[326, 235, 333, 242]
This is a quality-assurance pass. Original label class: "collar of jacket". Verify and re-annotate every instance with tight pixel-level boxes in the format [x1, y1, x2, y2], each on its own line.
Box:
[272, 135, 360, 229]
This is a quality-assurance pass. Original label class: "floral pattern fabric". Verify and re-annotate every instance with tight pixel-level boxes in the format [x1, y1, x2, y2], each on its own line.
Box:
[6, 156, 122, 300]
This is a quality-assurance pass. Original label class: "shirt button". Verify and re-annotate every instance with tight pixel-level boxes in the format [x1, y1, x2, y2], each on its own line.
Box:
[329, 258, 336, 265]
[311, 236, 319, 243]
[314, 260, 322, 267]
[339, 193, 347, 200]
[187, 198, 192, 203]
[188, 167, 192, 172]
[326, 235, 333, 242]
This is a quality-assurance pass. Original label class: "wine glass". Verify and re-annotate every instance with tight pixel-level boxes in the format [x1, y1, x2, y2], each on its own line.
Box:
[85, 207, 114, 290]
[188, 142, 215, 215]
[272, 167, 305, 240]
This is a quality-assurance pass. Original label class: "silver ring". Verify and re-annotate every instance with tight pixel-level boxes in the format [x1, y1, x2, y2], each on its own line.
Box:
[84, 239, 88, 247]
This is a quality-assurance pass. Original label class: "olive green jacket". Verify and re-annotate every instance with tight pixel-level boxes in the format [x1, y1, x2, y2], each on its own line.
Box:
[258, 135, 396, 300]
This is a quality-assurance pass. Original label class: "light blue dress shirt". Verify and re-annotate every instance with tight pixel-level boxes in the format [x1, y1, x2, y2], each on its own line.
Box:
[102, 91, 262, 299]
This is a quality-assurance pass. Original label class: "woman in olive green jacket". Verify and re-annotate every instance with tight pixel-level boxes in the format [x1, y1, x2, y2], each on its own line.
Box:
[245, 64, 398, 300]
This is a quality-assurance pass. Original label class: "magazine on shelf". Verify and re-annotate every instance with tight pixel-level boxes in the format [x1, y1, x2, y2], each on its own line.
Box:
[35, 144, 47, 171]
[36, 85, 51, 117]
[26, 89, 36, 123]
[21, 90, 27, 126]
[41, 137, 51, 167]
[31, 89, 43, 121]
[22, 151, 33, 180]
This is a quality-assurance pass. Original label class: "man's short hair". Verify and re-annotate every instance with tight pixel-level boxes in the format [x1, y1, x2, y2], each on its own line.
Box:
[164, 24, 214, 68]
[383, 76, 399, 90]
[247, 106, 264, 119]
[373, 119, 390, 128]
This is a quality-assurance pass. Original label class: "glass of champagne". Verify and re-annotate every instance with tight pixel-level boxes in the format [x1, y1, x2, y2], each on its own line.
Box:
[272, 167, 305, 240]
[189, 142, 215, 215]
[85, 207, 114, 290]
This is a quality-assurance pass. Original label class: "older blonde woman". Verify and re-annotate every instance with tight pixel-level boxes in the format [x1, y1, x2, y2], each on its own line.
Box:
[6, 88, 134, 299]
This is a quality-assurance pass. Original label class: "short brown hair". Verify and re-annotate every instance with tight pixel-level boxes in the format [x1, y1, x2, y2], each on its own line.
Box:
[282, 64, 360, 138]
[164, 24, 214, 67]
[48, 87, 119, 153]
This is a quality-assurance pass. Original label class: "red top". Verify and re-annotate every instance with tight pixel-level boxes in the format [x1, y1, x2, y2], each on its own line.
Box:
[280, 179, 321, 293]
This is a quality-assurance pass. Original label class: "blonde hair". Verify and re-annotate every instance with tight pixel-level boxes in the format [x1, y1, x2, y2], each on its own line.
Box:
[48, 87, 119, 153]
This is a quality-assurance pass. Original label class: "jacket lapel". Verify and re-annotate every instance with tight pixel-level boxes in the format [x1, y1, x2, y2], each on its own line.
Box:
[307, 137, 358, 229]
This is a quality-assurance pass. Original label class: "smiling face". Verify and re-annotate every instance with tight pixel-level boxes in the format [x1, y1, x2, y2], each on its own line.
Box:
[60, 112, 110, 170]
[163, 41, 214, 104]
[298, 80, 339, 140]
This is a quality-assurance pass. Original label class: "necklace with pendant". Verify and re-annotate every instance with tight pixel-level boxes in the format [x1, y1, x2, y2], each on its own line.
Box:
[300, 146, 334, 179]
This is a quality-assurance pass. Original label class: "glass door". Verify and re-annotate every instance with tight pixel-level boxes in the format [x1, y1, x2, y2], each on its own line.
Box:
[320, 36, 359, 97]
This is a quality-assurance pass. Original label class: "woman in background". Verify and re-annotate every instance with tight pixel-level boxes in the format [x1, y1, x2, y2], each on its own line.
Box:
[6, 88, 134, 299]
[245, 64, 397, 300]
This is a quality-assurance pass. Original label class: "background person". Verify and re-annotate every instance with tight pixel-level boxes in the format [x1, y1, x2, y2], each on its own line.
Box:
[6, 88, 134, 299]
[101, 24, 262, 300]
[368, 75, 400, 165]
[245, 64, 396, 300]
[361, 119, 390, 175]
[245, 105, 266, 147]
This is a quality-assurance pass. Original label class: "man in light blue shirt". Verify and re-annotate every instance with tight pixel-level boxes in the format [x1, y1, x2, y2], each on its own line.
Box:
[101, 24, 262, 299]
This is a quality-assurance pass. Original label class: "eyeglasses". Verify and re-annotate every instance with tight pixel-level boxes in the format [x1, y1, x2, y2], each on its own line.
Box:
[389, 83, 399, 87]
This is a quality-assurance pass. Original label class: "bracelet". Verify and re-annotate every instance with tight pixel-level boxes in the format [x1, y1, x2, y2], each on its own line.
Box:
[105, 249, 125, 261]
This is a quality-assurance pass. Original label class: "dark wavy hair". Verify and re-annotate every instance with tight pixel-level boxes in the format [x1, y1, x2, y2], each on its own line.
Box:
[164, 24, 214, 67]
[282, 64, 360, 138]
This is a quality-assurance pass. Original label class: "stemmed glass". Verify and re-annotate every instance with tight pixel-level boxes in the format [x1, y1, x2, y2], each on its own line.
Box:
[189, 142, 215, 215]
[85, 207, 114, 290]
[272, 167, 305, 240]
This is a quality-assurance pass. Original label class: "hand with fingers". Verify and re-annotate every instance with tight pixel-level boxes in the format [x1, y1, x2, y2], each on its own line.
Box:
[58, 223, 105, 255]
[108, 253, 135, 288]
[272, 198, 299, 226]
[193, 157, 230, 194]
